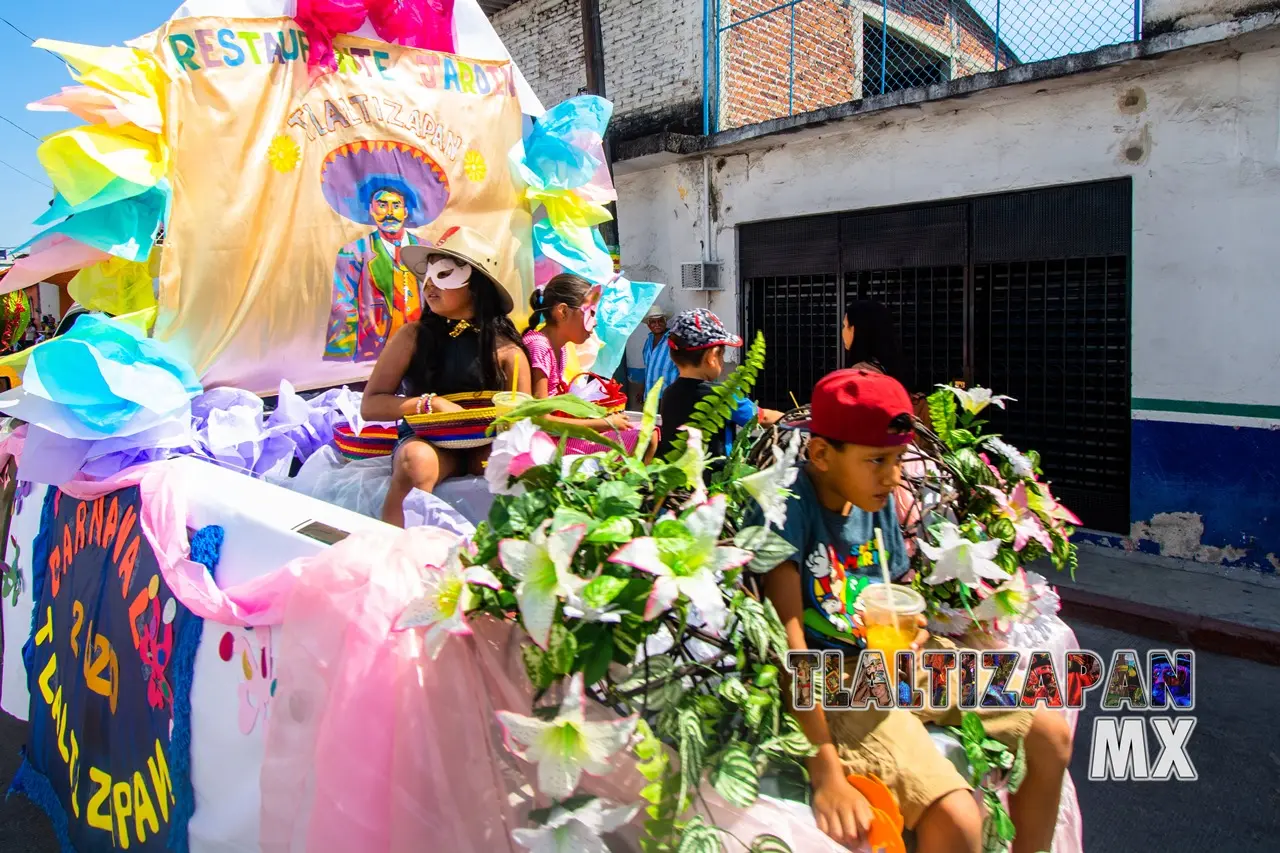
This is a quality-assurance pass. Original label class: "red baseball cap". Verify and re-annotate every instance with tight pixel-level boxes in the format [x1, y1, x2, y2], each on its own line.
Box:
[797, 369, 914, 446]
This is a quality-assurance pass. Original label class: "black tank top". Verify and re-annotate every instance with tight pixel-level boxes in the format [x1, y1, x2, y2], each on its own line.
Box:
[400, 321, 488, 397]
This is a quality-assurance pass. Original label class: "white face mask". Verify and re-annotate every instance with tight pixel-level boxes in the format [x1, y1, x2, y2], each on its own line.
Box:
[425, 256, 473, 290]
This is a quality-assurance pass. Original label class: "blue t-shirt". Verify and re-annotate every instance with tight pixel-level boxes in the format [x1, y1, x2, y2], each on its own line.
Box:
[776, 467, 909, 650]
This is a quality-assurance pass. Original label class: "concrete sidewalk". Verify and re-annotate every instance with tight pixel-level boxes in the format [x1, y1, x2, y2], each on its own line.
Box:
[1045, 543, 1280, 665]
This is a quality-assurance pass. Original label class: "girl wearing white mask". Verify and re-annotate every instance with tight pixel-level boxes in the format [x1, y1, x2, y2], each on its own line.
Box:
[361, 226, 531, 527]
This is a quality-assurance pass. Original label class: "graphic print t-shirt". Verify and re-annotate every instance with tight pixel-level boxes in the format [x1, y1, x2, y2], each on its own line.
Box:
[776, 467, 910, 650]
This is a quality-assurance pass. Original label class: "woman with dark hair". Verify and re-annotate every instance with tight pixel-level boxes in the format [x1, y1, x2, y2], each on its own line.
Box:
[361, 227, 531, 527]
[842, 300, 906, 384]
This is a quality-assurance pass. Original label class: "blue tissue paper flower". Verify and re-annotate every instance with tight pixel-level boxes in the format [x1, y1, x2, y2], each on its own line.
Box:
[23, 313, 202, 434]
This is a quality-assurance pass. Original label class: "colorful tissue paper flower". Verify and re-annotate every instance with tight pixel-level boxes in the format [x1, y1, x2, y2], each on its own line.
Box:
[609, 496, 750, 634]
[510, 96, 613, 192]
[973, 569, 1035, 631]
[68, 256, 156, 316]
[740, 430, 801, 529]
[497, 673, 638, 800]
[33, 40, 167, 105]
[37, 124, 166, 209]
[394, 545, 501, 658]
[591, 276, 663, 380]
[488, 419, 559, 496]
[0, 234, 110, 295]
[499, 523, 589, 648]
[532, 218, 615, 283]
[21, 182, 170, 263]
[941, 385, 1015, 416]
[2, 314, 200, 437]
[29, 85, 164, 133]
[917, 522, 1006, 588]
[980, 483, 1051, 552]
[295, 0, 455, 77]
[511, 798, 640, 853]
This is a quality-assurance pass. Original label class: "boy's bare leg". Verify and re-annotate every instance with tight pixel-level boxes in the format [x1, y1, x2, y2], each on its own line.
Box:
[1008, 710, 1073, 853]
[915, 790, 982, 853]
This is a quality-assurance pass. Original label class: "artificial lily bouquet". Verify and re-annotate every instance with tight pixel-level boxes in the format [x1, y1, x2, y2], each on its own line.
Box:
[398, 335, 814, 852]
[907, 385, 1082, 636]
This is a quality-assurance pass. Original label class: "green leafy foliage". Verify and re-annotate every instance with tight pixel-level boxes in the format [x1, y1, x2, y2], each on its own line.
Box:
[664, 333, 766, 462]
[747, 835, 794, 853]
[928, 388, 957, 445]
[733, 526, 797, 574]
[948, 712, 1020, 852]
[709, 744, 760, 808]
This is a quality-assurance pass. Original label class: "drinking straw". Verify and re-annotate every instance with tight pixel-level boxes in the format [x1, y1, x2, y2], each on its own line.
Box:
[874, 527, 892, 589]
[789, 391, 801, 410]
[512, 355, 520, 393]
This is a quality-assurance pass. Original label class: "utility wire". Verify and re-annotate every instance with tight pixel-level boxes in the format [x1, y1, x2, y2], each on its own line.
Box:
[0, 114, 41, 143]
[0, 16, 36, 43]
[0, 156, 51, 189]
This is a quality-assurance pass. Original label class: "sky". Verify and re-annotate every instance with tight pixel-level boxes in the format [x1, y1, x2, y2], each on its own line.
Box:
[0, 2, 177, 251]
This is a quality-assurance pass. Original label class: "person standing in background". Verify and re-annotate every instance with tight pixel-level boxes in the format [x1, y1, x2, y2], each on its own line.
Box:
[640, 307, 679, 400]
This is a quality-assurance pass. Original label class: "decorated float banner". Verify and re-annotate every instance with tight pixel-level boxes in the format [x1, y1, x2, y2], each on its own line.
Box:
[141, 18, 531, 393]
[17, 486, 194, 851]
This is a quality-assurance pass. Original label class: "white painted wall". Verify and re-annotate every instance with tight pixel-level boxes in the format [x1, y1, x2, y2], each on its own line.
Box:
[1145, 0, 1279, 31]
[614, 42, 1280, 406]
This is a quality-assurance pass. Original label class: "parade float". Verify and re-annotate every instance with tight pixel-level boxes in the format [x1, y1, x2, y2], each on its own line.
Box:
[0, 2, 1085, 851]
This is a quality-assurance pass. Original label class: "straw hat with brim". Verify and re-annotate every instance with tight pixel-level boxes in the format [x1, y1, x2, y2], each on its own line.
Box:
[401, 226, 514, 315]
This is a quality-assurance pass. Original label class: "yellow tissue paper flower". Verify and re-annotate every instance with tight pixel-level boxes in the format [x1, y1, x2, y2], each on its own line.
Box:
[69, 255, 157, 315]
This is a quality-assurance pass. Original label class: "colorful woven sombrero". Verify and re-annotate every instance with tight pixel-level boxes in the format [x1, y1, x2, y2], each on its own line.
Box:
[403, 391, 501, 450]
[320, 141, 451, 228]
[333, 423, 399, 460]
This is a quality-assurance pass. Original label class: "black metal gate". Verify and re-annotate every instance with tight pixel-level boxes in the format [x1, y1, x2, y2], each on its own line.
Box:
[739, 179, 1132, 532]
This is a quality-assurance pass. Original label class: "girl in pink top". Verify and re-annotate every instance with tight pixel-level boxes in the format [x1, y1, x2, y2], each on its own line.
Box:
[522, 274, 643, 454]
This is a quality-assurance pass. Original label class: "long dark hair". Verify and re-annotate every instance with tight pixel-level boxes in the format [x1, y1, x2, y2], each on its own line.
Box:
[406, 272, 523, 394]
[845, 300, 907, 387]
[526, 273, 593, 333]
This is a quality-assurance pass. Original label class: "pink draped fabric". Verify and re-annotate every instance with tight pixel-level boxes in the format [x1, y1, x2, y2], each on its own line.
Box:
[295, 0, 456, 77]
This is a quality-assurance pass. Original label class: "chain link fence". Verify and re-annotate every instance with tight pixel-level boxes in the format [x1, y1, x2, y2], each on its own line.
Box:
[708, 0, 1141, 131]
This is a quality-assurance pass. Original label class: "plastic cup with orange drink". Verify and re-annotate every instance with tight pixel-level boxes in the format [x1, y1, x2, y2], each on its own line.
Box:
[857, 584, 926, 658]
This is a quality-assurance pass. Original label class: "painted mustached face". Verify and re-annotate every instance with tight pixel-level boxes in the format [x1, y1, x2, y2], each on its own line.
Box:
[371, 190, 407, 235]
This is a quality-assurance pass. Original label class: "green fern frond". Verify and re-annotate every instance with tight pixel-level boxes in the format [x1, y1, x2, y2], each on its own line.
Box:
[663, 333, 767, 463]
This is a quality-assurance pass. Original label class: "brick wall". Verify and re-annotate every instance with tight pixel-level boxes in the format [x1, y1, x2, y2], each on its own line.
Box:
[493, 0, 704, 138]
[491, 0, 1000, 136]
[718, 0, 999, 129]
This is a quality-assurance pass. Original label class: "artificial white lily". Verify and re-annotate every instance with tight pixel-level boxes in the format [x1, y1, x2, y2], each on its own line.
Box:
[563, 591, 623, 624]
[941, 385, 1015, 416]
[393, 547, 501, 659]
[669, 426, 707, 506]
[497, 673, 639, 800]
[739, 430, 801, 529]
[487, 418, 559, 496]
[609, 495, 751, 634]
[917, 521, 1007, 588]
[499, 523, 589, 648]
[511, 797, 640, 853]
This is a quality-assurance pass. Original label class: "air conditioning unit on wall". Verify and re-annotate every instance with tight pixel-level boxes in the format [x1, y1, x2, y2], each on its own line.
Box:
[681, 262, 722, 291]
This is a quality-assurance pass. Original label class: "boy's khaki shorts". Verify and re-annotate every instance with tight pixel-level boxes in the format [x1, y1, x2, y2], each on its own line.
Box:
[826, 638, 1035, 830]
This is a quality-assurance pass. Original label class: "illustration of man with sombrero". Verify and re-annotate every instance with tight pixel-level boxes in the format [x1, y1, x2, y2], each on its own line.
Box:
[321, 141, 452, 362]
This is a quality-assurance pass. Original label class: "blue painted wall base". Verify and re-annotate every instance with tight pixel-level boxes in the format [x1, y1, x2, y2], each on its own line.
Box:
[1124, 418, 1280, 572]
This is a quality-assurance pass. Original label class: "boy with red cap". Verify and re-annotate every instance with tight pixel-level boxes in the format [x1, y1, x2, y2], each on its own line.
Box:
[763, 369, 1072, 853]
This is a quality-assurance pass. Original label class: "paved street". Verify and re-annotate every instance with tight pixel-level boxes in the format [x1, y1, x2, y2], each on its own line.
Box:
[1, 619, 1278, 851]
